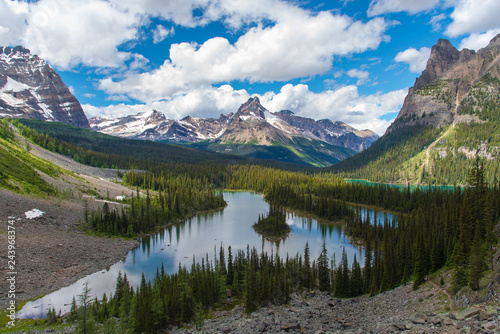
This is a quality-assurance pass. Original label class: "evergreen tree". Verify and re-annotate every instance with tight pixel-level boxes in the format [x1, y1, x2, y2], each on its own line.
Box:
[317, 241, 330, 292]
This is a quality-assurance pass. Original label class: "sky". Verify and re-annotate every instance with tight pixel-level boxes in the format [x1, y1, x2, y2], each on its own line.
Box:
[1, 0, 499, 135]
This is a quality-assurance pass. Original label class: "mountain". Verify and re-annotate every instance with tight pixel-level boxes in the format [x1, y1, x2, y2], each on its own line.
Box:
[0, 46, 90, 129]
[90, 97, 378, 167]
[332, 35, 500, 185]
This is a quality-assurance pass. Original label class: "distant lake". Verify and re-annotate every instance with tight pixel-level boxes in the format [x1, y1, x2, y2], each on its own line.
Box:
[19, 191, 378, 319]
[345, 179, 459, 192]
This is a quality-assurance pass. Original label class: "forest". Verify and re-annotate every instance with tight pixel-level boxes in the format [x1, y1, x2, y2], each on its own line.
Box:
[4, 118, 500, 333]
[64, 156, 499, 333]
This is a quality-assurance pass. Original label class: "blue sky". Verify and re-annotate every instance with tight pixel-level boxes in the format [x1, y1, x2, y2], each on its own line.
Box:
[1, 0, 499, 134]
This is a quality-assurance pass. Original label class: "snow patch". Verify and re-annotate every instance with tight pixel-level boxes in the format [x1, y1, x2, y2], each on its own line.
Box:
[25, 209, 44, 219]
[1, 76, 31, 92]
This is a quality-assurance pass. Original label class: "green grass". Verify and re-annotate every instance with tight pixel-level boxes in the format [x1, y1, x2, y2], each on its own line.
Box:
[0, 137, 57, 196]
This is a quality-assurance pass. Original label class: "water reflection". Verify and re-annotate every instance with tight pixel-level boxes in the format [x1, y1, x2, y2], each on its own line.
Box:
[19, 192, 365, 319]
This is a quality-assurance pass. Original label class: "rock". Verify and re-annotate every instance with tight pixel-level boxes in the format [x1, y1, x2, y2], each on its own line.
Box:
[457, 308, 480, 320]
[0, 46, 90, 128]
[411, 318, 426, 325]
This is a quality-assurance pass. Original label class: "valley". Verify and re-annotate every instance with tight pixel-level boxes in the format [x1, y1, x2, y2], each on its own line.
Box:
[0, 31, 500, 334]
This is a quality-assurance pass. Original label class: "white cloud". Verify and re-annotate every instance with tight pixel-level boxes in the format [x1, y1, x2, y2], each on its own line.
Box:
[153, 25, 175, 44]
[100, 12, 390, 101]
[367, 0, 441, 16]
[4, 0, 140, 69]
[445, 0, 500, 37]
[83, 85, 250, 120]
[110, 0, 212, 28]
[347, 69, 370, 85]
[459, 29, 500, 50]
[0, 0, 28, 45]
[429, 13, 446, 32]
[263, 84, 407, 135]
[394, 47, 431, 73]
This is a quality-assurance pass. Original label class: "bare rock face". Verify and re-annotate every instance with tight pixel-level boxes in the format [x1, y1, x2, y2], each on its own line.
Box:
[0, 46, 90, 128]
[387, 34, 500, 134]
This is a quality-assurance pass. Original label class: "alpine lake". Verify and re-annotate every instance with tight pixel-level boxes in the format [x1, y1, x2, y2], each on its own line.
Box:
[19, 191, 396, 318]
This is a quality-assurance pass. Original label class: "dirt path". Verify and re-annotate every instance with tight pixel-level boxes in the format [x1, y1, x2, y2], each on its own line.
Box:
[429, 280, 456, 311]
[422, 124, 455, 177]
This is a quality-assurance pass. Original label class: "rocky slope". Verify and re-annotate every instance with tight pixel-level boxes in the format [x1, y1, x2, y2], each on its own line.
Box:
[90, 97, 378, 152]
[171, 284, 500, 334]
[387, 34, 500, 133]
[0, 46, 90, 128]
[333, 35, 500, 185]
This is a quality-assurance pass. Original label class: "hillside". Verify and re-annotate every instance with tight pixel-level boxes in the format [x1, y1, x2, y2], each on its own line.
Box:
[331, 35, 500, 185]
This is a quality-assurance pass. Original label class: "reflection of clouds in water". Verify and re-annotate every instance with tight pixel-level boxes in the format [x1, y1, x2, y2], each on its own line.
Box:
[19, 192, 382, 319]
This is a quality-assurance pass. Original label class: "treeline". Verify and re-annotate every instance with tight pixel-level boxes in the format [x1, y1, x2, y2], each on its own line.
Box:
[87, 175, 225, 237]
[14, 119, 307, 171]
[66, 241, 371, 333]
[120, 161, 500, 295]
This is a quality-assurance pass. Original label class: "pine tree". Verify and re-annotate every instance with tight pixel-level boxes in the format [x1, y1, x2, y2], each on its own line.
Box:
[317, 241, 330, 292]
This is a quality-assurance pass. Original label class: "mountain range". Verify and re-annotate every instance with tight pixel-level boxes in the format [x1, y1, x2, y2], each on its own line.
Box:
[90, 97, 379, 167]
[0, 46, 90, 129]
[2, 34, 499, 179]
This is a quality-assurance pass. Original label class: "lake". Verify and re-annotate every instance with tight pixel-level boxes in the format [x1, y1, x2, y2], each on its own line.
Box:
[19, 191, 369, 318]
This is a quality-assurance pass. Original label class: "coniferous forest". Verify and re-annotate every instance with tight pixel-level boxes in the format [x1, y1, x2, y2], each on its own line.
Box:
[6, 119, 500, 333]
[67, 156, 499, 333]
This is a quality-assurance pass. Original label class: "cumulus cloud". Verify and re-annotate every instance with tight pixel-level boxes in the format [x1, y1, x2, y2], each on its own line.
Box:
[459, 29, 500, 50]
[394, 47, 431, 73]
[347, 69, 370, 85]
[0, 0, 28, 45]
[367, 0, 441, 16]
[263, 84, 407, 135]
[1, 0, 141, 69]
[83, 85, 250, 120]
[445, 0, 500, 37]
[100, 12, 390, 102]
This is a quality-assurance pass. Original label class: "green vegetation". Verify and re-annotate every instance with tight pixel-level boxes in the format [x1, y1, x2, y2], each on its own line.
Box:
[253, 205, 291, 240]
[0, 119, 58, 195]
[329, 125, 442, 183]
[415, 79, 453, 105]
[87, 179, 226, 238]
[2, 114, 499, 333]
[163, 136, 356, 168]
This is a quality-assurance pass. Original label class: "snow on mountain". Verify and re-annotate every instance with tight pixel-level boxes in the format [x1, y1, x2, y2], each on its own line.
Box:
[0, 46, 90, 128]
[89, 97, 379, 152]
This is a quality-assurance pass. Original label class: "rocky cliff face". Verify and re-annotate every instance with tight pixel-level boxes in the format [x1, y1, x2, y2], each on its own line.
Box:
[90, 97, 377, 152]
[0, 46, 90, 128]
[275, 110, 378, 151]
[387, 34, 500, 134]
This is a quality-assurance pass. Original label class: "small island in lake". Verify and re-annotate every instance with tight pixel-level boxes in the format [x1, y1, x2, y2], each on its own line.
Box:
[253, 206, 291, 241]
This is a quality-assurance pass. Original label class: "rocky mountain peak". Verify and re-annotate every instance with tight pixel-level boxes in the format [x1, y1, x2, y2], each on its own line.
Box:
[414, 38, 460, 90]
[386, 34, 500, 134]
[0, 45, 90, 128]
[0, 46, 30, 57]
[235, 96, 267, 119]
